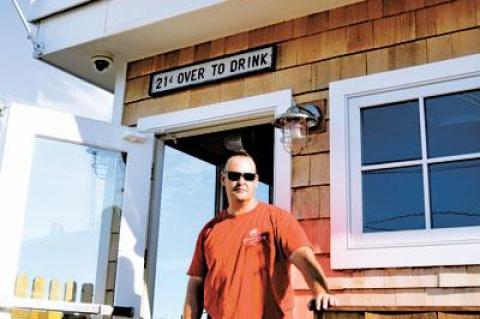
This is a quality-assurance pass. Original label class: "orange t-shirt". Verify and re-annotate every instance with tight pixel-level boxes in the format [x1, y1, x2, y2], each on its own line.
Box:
[187, 202, 311, 319]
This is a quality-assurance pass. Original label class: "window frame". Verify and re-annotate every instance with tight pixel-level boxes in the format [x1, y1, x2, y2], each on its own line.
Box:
[330, 54, 480, 269]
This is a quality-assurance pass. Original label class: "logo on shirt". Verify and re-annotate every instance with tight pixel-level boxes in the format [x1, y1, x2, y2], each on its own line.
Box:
[243, 228, 267, 246]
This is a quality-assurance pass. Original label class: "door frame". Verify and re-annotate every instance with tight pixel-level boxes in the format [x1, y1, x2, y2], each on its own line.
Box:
[137, 89, 293, 318]
[0, 103, 154, 319]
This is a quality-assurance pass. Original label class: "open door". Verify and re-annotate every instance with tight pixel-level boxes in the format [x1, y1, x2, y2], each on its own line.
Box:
[0, 104, 154, 319]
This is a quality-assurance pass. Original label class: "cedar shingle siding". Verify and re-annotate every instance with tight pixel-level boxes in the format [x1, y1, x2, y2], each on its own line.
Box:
[124, 0, 480, 316]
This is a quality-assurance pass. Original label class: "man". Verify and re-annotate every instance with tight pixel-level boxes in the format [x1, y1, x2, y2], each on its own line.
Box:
[183, 150, 336, 319]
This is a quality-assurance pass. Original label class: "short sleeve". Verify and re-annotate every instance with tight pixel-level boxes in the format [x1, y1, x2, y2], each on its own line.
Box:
[274, 208, 311, 258]
[187, 228, 208, 277]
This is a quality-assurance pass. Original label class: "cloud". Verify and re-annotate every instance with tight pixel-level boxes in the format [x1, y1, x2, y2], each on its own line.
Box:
[35, 76, 113, 122]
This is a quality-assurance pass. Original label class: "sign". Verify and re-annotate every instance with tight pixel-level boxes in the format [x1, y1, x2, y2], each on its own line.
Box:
[149, 46, 276, 96]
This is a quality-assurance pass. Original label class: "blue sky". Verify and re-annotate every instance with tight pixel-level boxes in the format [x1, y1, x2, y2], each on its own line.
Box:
[0, 1, 113, 121]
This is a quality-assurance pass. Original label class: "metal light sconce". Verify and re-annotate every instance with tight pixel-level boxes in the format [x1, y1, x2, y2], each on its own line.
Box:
[274, 102, 322, 155]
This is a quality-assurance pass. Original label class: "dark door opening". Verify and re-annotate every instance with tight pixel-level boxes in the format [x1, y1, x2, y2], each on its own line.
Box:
[152, 123, 274, 319]
[165, 123, 274, 210]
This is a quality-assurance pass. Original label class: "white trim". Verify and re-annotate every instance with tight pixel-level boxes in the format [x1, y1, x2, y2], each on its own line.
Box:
[0, 104, 154, 319]
[112, 62, 128, 125]
[330, 54, 480, 269]
[138, 89, 293, 211]
[0, 297, 114, 316]
[143, 139, 165, 319]
[0, 99, 9, 171]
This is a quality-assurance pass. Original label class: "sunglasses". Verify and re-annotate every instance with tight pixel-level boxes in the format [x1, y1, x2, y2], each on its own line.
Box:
[223, 171, 257, 182]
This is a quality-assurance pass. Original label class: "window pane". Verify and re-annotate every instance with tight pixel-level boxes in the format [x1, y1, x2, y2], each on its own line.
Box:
[153, 146, 215, 319]
[363, 166, 425, 232]
[257, 181, 271, 203]
[18, 138, 125, 298]
[361, 101, 421, 165]
[426, 89, 480, 157]
[429, 159, 480, 229]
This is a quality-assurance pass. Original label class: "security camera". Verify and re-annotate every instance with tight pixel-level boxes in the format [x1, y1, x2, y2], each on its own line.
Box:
[91, 54, 113, 73]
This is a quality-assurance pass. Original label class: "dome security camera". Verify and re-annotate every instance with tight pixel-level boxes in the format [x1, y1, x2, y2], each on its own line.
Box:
[91, 54, 113, 73]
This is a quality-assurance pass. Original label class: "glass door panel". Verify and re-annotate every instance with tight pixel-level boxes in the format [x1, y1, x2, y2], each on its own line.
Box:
[0, 104, 153, 319]
[17, 137, 126, 302]
[152, 146, 215, 319]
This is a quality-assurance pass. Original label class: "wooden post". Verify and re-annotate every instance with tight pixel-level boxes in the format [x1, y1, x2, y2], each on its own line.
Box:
[30, 277, 47, 319]
[11, 273, 30, 319]
[81, 283, 94, 303]
[62, 281, 77, 319]
[47, 279, 62, 319]
[64, 281, 77, 303]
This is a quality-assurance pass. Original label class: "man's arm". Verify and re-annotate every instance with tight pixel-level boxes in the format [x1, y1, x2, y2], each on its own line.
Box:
[183, 276, 204, 319]
[290, 246, 337, 311]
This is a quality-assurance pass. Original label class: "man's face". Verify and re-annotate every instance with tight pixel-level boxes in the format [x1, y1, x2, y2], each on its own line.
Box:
[221, 155, 258, 204]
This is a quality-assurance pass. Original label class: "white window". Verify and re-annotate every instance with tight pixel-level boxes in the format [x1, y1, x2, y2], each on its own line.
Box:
[330, 54, 480, 269]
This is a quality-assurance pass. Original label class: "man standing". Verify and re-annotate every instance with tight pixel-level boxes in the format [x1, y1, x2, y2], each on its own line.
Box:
[183, 151, 336, 319]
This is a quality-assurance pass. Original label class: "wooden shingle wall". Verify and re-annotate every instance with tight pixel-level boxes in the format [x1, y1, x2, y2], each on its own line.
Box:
[124, 0, 480, 316]
[124, 0, 480, 126]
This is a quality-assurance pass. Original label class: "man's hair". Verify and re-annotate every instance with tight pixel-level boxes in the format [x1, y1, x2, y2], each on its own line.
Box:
[223, 149, 255, 170]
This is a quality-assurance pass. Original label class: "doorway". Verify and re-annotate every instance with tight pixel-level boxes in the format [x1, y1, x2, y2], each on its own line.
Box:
[151, 124, 274, 319]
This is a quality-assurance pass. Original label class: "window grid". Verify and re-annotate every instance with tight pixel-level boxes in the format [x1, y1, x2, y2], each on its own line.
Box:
[418, 96, 432, 230]
[359, 92, 480, 233]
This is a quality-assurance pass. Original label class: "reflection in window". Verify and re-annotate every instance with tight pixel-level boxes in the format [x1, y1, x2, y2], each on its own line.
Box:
[361, 101, 421, 165]
[429, 159, 480, 229]
[363, 166, 425, 233]
[18, 138, 125, 300]
[426, 89, 480, 158]
[257, 181, 271, 204]
[153, 146, 215, 319]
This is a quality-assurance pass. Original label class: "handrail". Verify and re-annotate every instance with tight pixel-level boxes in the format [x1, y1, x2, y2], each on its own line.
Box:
[0, 298, 134, 317]
[308, 302, 480, 314]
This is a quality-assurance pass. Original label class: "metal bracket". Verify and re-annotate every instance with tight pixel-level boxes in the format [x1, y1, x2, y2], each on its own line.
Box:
[32, 41, 45, 57]
[122, 131, 147, 144]
[0, 99, 7, 117]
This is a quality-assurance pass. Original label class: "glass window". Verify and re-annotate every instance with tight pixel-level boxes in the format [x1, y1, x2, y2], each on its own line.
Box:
[425, 89, 480, 158]
[18, 138, 125, 298]
[330, 54, 480, 268]
[360, 90, 480, 233]
[362, 166, 425, 233]
[153, 146, 215, 319]
[429, 159, 480, 229]
[361, 101, 421, 165]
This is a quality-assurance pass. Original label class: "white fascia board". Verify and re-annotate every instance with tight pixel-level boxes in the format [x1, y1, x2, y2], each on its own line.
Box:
[26, 0, 94, 22]
[35, 0, 223, 54]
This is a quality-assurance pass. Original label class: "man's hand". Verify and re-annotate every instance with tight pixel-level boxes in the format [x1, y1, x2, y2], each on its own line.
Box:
[313, 292, 337, 311]
[290, 246, 338, 311]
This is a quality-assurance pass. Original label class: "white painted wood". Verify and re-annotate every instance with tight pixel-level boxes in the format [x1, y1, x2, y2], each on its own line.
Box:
[0, 297, 114, 315]
[330, 54, 480, 269]
[112, 62, 127, 125]
[0, 104, 154, 319]
[418, 97, 432, 230]
[143, 139, 165, 319]
[138, 89, 293, 211]
[27, 0, 95, 22]
[0, 100, 9, 171]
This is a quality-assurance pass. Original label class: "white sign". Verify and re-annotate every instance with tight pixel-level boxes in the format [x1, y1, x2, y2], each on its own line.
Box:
[149, 46, 276, 96]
